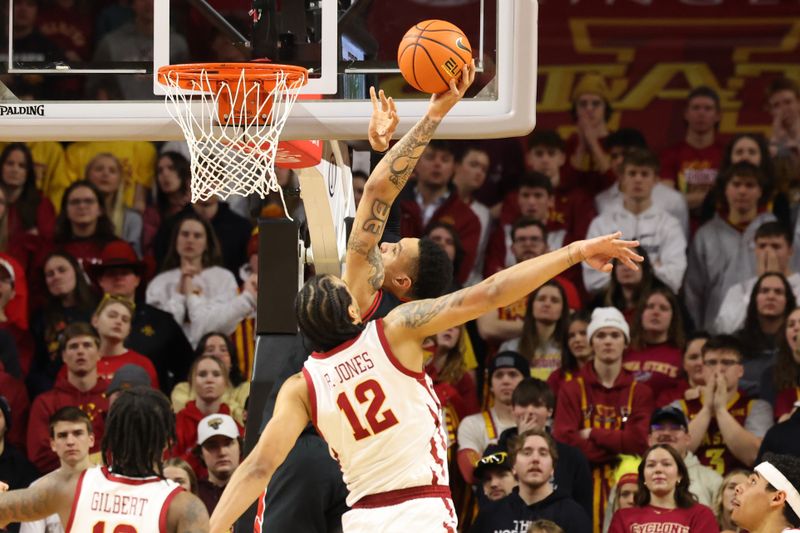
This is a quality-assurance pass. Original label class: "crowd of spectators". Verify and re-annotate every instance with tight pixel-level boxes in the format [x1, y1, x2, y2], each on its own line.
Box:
[0, 68, 799, 533]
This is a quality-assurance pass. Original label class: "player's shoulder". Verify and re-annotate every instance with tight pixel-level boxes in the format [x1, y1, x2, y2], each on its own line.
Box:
[165, 490, 209, 533]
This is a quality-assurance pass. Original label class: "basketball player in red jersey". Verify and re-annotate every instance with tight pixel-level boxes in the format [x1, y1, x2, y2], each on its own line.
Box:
[344, 61, 477, 321]
[209, 232, 642, 532]
[0, 388, 209, 532]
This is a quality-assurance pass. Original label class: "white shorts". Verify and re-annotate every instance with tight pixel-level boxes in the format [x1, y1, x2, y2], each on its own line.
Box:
[342, 496, 458, 532]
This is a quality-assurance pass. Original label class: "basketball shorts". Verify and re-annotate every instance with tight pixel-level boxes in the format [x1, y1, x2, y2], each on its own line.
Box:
[342, 496, 457, 532]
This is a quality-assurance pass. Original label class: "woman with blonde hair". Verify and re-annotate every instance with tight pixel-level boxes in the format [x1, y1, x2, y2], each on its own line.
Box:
[715, 469, 750, 533]
[84, 152, 143, 256]
[91, 293, 158, 387]
[164, 457, 199, 495]
[173, 353, 243, 469]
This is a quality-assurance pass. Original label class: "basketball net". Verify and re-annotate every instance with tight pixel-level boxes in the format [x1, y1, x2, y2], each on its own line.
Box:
[158, 66, 307, 209]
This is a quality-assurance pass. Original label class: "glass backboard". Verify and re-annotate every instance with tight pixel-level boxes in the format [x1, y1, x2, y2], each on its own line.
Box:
[0, 0, 537, 141]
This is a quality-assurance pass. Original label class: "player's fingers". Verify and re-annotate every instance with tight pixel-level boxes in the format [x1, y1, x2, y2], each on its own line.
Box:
[379, 89, 390, 111]
[369, 86, 378, 109]
[388, 96, 397, 114]
[449, 77, 460, 96]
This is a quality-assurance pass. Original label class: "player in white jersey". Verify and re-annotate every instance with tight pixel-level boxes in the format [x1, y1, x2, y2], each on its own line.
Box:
[0, 388, 209, 532]
[732, 453, 800, 533]
[209, 230, 642, 532]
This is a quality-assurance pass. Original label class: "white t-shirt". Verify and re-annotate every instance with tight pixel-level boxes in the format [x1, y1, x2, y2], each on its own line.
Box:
[456, 407, 516, 454]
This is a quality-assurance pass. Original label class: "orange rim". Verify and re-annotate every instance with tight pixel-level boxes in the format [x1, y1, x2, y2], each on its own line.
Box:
[157, 62, 309, 92]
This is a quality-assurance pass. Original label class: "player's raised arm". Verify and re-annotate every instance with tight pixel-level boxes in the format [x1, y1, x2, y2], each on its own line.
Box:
[383, 233, 643, 342]
[208, 373, 312, 533]
[343, 61, 476, 311]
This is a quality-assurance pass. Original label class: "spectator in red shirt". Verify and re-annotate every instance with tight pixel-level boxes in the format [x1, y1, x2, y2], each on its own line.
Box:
[0, 258, 34, 377]
[547, 311, 592, 402]
[553, 307, 654, 532]
[564, 73, 615, 191]
[425, 325, 479, 423]
[488, 174, 575, 277]
[0, 368, 29, 454]
[660, 86, 725, 233]
[53, 180, 120, 271]
[624, 287, 686, 401]
[525, 130, 596, 242]
[451, 143, 492, 285]
[173, 354, 242, 471]
[90, 294, 158, 388]
[608, 444, 719, 532]
[398, 140, 481, 284]
[26, 322, 108, 473]
[761, 307, 800, 422]
[657, 331, 710, 407]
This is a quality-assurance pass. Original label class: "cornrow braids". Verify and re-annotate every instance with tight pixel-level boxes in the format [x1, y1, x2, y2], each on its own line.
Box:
[295, 274, 365, 352]
[102, 387, 175, 478]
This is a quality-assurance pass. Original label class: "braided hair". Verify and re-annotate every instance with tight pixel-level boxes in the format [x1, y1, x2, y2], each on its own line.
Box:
[295, 274, 365, 352]
[102, 387, 175, 478]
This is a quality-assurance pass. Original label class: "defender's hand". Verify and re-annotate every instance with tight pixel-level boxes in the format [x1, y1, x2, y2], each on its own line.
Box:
[368, 87, 399, 152]
[576, 232, 643, 273]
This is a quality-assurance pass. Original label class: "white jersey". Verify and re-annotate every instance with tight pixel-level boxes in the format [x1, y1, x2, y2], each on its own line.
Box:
[66, 466, 182, 533]
[303, 319, 450, 507]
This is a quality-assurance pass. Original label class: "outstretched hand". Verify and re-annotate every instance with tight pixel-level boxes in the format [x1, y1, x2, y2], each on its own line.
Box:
[428, 59, 476, 120]
[576, 232, 642, 273]
[368, 87, 399, 152]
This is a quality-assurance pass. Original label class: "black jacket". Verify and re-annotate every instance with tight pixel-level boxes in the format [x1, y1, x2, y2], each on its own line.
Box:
[471, 488, 592, 533]
[758, 407, 800, 461]
[0, 443, 39, 533]
[126, 301, 195, 391]
[497, 427, 593, 518]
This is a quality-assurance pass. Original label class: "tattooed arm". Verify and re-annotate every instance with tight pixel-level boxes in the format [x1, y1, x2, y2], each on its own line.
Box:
[167, 491, 210, 533]
[383, 234, 643, 344]
[342, 62, 476, 313]
[0, 470, 74, 528]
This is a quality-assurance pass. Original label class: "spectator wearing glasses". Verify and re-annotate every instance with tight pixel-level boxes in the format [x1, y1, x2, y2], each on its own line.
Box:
[473, 445, 517, 504]
[648, 406, 722, 507]
[676, 335, 773, 475]
[53, 181, 121, 270]
[470, 429, 591, 533]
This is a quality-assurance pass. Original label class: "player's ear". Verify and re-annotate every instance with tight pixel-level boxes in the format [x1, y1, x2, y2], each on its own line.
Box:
[391, 274, 412, 293]
[771, 489, 788, 509]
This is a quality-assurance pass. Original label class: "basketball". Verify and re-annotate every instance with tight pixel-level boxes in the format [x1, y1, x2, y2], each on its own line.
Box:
[397, 20, 472, 94]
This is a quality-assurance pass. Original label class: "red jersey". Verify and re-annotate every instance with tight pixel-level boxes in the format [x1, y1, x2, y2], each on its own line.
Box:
[623, 343, 683, 402]
[660, 140, 724, 194]
[608, 503, 720, 533]
[98, 350, 159, 389]
[774, 387, 800, 421]
[679, 390, 754, 475]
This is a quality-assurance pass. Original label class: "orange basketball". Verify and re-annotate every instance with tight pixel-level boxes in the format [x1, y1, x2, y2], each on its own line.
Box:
[397, 20, 472, 94]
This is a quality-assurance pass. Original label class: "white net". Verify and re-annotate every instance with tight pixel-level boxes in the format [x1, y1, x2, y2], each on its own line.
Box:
[159, 66, 307, 203]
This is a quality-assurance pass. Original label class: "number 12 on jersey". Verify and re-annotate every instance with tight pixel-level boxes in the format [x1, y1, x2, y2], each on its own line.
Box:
[337, 379, 399, 440]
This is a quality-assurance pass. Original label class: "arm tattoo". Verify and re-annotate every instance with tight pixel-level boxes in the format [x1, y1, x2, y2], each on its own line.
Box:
[386, 116, 441, 190]
[0, 485, 54, 524]
[367, 246, 384, 291]
[362, 199, 390, 235]
[395, 288, 471, 328]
